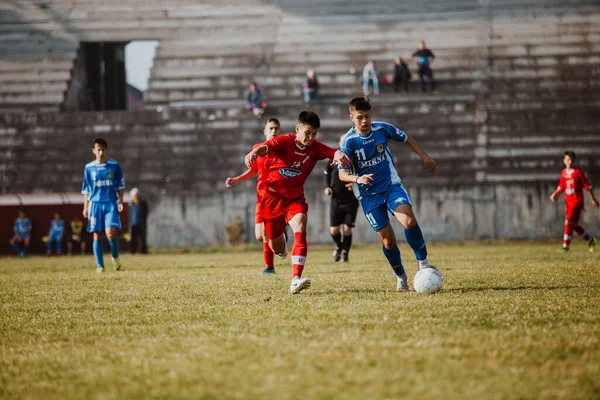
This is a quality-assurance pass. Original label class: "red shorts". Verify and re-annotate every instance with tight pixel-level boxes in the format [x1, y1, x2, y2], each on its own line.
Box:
[565, 206, 582, 224]
[260, 193, 308, 239]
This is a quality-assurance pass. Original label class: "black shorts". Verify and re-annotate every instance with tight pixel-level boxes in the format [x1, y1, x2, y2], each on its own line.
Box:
[330, 199, 359, 227]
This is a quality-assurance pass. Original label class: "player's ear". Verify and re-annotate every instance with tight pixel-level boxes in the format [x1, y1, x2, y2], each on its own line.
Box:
[295, 124, 299, 134]
[348, 113, 353, 121]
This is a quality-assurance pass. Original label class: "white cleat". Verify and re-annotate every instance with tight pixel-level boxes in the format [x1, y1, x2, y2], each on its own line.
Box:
[420, 264, 444, 281]
[396, 272, 409, 292]
[290, 277, 311, 294]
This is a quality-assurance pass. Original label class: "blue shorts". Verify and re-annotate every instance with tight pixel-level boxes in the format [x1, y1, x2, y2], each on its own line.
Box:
[49, 233, 63, 241]
[12, 234, 31, 242]
[359, 184, 412, 232]
[88, 201, 121, 233]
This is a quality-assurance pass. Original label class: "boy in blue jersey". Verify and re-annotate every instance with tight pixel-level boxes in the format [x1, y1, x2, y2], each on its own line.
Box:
[82, 137, 126, 273]
[339, 97, 442, 291]
[9, 209, 31, 258]
[46, 211, 65, 256]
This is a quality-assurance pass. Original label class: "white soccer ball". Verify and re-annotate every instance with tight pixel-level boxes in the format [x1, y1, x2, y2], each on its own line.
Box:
[413, 268, 443, 294]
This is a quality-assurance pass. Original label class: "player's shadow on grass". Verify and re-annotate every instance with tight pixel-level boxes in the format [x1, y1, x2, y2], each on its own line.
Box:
[444, 284, 600, 293]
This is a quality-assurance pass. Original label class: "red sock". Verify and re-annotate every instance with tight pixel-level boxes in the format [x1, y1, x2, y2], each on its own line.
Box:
[563, 224, 573, 247]
[263, 242, 274, 269]
[573, 224, 590, 241]
[291, 231, 307, 278]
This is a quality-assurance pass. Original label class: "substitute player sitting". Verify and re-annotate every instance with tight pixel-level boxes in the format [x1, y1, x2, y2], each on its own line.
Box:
[339, 97, 442, 292]
[226, 118, 281, 274]
[9, 209, 31, 258]
[46, 211, 65, 256]
[324, 134, 360, 263]
[550, 150, 598, 252]
[82, 137, 126, 273]
[245, 111, 350, 293]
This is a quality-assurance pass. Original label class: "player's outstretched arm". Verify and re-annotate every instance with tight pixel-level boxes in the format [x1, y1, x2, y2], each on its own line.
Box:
[226, 169, 258, 188]
[339, 169, 373, 185]
[332, 150, 351, 168]
[586, 189, 599, 208]
[406, 136, 436, 172]
[549, 187, 562, 203]
[244, 145, 267, 169]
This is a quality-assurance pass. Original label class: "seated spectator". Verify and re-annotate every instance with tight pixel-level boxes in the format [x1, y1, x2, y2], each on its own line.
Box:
[302, 70, 321, 104]
[46, 211, 65, 256]
[362, 60, 380, 96]
[9, 209, 31, 258]
[412, 41, 436, 92]
[67, 216, 87, 255]
[393, 57, 412, 92]
[245, 82, 266, 117]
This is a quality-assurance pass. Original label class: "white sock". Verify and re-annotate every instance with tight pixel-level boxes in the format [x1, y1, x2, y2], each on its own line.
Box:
[418, 259, 430, 269]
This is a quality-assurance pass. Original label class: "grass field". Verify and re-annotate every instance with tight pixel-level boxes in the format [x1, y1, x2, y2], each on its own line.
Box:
[1, 241, 599, 399]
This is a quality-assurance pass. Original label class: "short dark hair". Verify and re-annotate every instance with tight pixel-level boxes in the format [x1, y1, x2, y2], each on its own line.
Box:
[564, 151, 576, 160]
[349, 97, 372, 112]
[54, 211, 62, 218]
[265, 118, 280, 127]
[298, 111, 320, 129]
[93, 137, 108, 148]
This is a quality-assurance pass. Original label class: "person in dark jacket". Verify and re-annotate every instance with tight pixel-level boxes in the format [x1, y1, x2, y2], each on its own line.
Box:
[130, 188, 149, 254]
[393, 57, 412, 92]
[324, 135, 360, 262]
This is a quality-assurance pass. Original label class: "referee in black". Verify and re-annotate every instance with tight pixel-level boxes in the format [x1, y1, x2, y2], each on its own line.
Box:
[324, 136, 360, 262]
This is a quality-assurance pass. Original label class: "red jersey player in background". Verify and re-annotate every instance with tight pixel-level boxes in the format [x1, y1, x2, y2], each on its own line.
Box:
[245, 111, 350, 294]
[226, 118, 281, 274]
[550, 151, 598, 252]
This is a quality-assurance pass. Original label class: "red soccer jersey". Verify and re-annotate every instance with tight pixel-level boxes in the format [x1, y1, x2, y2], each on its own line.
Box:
[250, 142, 269, 199]
[558, 168, 591, 209]
[260, 134, 336, 199]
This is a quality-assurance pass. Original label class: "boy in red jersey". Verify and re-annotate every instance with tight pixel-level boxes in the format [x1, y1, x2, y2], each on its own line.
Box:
[226, 118, 281, 274]
[245, 111, 350, 293]
[550, 151, 598, 252]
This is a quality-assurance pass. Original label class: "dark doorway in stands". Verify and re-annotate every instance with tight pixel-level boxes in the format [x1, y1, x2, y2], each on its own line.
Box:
[81, 42, 127, 111]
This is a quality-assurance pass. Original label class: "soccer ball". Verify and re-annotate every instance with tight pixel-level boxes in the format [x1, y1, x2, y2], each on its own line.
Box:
[413, 268, 443, 294]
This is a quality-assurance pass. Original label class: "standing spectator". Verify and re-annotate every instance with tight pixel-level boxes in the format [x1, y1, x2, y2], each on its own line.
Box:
[46, 211, 65, 256]
[362, 60, 380, 96]
[245, 82, 266, 117]
[324, 135, 360, 262]
[302, 70, 321, 104]
[67, 216, 87, 256]
[412, 41, 436, 92]
[9, 209, 31, 258]
[393, 57, 412, 92]
[130, 187, 149, 254]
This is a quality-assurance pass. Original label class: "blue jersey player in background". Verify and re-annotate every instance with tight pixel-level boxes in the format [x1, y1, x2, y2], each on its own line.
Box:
[9, 209, 32, 258]
[46, 211, 65, 256]
[82, 137, 125, 273]
[339, 97, 442, 292]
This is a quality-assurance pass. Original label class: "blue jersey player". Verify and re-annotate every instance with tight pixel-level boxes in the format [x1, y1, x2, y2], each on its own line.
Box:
[82, 137, 125, 273]
[339, 97, 442, 291]
[46, 211, 65, 256]
[9, 209, 31, 258]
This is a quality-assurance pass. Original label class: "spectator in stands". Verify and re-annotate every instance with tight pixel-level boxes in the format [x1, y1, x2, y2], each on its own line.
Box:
[46, 211, 65, 256]
[302, 70, 321, 104]
[362, 60, 380, 96]
[9, 209, 31, 258]
[393, 57, 412, 92]
[245, 82, 266, 117]
[67, 216, 87, 256]
[130, 188, 149, 254]
[412, 41, 436, 92]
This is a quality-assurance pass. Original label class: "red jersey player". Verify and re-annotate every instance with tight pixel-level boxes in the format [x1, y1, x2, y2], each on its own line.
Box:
[550, 151, 598, 252]
[225, 118, 281, 274]
[245, 111, 350, 294]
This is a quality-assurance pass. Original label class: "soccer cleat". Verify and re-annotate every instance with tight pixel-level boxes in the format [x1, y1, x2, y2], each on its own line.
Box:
[332, 248, 341, 262]
[96, 267, 105, 274]
[342, 250, 349, 263]
[589, 237, 597, 253]
[290, 277, 311, 294]
[396, 273, 409, 292]
[19, 252, 25, 258]
[562, 245, 570, 252]
[419, 264, 444, 281]
[262, 268, 276, 275]
[112, 257, 122, 271]
[276, 241, 288, 259]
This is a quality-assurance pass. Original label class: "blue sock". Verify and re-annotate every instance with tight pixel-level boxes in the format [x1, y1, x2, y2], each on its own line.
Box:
[56, 239, 62, 254]
[93, 239, 104, 268]
[382, 245, 405, 277]
[47, 240, 52, 254]
[405, 225, 428, 261]
[108, 237, 119, 258]
[12, 243, 21, 254]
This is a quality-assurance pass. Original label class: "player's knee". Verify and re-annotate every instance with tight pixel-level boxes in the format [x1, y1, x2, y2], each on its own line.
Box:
[330, 226, 340, 235]
[564, 220, 572, 226]
[404, 217, 417, 229]
[342, 225, 353, 236]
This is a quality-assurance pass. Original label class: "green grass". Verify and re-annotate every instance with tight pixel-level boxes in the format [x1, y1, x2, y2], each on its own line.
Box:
[1, 241, 599, 400]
